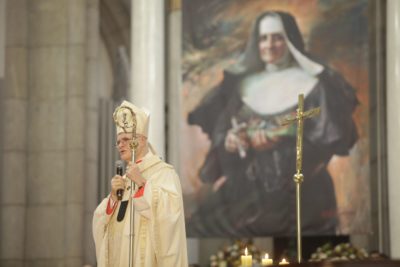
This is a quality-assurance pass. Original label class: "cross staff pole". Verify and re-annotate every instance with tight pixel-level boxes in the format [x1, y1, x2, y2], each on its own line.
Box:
[282, 94, 320, 263]
[113, 106, 139, 267]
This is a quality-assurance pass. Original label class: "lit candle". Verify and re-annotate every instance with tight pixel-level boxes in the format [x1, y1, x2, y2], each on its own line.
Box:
[279, 258, 289, 265]
[241, 247, 252, 267]
[261, 253, 273, 266]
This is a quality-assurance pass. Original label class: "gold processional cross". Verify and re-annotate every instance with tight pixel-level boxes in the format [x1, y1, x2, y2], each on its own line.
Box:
[282, 94, 320, 263]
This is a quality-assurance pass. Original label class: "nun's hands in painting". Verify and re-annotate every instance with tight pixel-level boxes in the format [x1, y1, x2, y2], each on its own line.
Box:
[224, 130, 249, 153]
[250, 129, 280, 151]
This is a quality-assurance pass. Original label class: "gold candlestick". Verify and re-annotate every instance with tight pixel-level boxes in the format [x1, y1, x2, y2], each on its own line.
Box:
[282, 94, 320, 263]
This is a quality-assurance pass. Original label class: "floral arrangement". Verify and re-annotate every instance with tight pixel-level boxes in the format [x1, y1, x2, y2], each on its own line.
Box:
[309, 242, 369, 262]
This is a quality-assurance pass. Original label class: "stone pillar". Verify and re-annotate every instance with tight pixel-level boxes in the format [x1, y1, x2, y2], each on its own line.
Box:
[84, 0, 101, 265]
[24, 0, 87, 265]
[0, 0, 5, 77]
[65, 0, 87, 265]
[167, 1, 181, 175]
[130, 0, 165, 158]
[0, 0, 28, 266]
[166, 0, 200, 263]
[387, 0, 400, 259]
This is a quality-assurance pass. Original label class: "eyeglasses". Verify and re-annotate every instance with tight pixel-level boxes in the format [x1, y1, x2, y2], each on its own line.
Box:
[115, 137, 132, 147]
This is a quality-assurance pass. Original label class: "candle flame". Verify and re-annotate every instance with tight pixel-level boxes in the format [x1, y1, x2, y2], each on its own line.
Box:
[264, 253, 269, 259]
[245, 247, 248, 256]
[281, 258, 288, 263]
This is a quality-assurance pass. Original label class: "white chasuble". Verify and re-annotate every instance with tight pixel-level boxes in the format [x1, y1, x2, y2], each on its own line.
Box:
[93, 154, 188, 267]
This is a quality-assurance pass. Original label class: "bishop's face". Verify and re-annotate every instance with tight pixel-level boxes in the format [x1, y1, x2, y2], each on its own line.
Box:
[258, 16, 288, 65]
[116, 132, 147, 162]
[116, 132, 134, 162]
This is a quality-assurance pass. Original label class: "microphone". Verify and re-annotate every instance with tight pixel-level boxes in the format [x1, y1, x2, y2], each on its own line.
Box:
[115, 160, 124, 200]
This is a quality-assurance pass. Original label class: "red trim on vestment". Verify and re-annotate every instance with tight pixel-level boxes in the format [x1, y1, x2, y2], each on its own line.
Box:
[134, 184, 146, 198]
[106, 197, 118, 215]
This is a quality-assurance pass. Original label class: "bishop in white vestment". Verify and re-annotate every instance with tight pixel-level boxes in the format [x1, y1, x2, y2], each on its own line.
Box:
[93, 100, 188, 267]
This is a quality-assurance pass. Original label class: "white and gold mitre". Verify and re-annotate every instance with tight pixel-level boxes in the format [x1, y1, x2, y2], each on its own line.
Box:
[113, 100, 150, 137]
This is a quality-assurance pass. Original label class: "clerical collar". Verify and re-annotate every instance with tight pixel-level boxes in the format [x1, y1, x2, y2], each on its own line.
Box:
[136, 150, 152, 164]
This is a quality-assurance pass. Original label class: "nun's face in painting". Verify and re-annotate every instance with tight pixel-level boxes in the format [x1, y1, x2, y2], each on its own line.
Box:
[258, 16, 288, 64]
